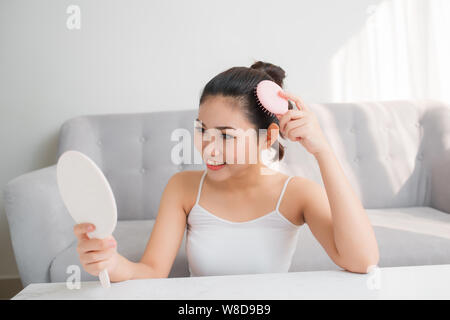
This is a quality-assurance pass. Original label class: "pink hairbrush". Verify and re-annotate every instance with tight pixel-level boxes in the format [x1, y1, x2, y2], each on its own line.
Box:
[254, 80, 289, 117]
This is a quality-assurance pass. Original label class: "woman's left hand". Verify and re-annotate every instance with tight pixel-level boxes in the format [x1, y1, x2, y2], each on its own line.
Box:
[277, 91, 332, 157]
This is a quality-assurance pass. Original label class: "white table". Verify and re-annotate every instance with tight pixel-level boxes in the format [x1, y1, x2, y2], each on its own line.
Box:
[12, 264, 450, 300]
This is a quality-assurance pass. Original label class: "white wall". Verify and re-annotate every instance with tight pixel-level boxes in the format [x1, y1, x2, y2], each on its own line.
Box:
[0, 0, 381, 279]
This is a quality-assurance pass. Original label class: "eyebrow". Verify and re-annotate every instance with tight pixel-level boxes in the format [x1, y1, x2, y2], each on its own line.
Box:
[195, 118, 236, 130]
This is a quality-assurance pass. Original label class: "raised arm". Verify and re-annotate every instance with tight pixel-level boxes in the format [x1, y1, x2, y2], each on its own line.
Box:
[278, 90, 379, 274]
[302, 150, 379, 274]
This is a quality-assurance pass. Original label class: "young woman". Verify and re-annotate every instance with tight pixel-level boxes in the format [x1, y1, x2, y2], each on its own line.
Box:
[73, 61, 379, 282]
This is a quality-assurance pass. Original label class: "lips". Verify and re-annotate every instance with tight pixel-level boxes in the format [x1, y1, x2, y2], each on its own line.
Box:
[206, 159, 226, 171]
[206, 163, 226, 170]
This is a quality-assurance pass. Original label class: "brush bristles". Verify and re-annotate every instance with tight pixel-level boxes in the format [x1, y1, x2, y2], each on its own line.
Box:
[254, 86, 275, 117]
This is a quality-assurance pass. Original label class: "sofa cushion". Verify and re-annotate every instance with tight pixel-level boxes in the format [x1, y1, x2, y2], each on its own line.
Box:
[291, 206, 450, 272]
[50, 206, 450, 282]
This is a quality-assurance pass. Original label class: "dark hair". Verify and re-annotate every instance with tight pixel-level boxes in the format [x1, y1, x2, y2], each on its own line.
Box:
[199, 60, 293, 161]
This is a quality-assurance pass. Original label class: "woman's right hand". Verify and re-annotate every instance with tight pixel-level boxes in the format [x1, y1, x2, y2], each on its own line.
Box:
[73, 223, 120, 277]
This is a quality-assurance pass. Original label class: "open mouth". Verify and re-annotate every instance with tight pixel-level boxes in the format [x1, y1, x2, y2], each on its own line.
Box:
[206, 159, 226, 171]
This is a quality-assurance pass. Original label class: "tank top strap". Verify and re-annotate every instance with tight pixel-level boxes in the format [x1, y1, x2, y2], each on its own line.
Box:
[195, 170, 208, 205]
[275, 175, 294, 212]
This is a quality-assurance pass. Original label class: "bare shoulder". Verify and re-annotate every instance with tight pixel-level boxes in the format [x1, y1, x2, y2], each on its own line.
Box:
[166, 170, 204, 215]
[279, 175, 322, 226]
[291, 176, 323, 190]
[296, 177, 327, 201]
[169, 170, 204, 189]
[291, 176, 330, 222]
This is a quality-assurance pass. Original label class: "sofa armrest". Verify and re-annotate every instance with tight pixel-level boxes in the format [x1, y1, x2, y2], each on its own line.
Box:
[3, 165, 76, 286]
[418, 101, 450, 214]
[430, 148, 450, 214]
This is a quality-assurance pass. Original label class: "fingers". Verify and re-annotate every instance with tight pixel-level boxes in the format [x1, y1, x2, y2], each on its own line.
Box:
[77, 236, 116, 253]
[278, 90, 309, 111]
[73, 223, 95, 241]
[74, 225, 118, 277]
[279, 110, 307, 133]
[76, 236, 117, 276]
[83, 258, 112, 276]
[81, 247, 116, 265]
[283, 118, 308, 138]
[286, 126, 308, 142]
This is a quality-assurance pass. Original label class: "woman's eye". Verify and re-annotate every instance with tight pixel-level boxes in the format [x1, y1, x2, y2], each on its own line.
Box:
[195, 127, 233, 140]
[222, 133, 234, 139]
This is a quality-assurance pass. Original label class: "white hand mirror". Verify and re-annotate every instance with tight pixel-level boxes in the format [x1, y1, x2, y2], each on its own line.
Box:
[56, 150, 117, 288]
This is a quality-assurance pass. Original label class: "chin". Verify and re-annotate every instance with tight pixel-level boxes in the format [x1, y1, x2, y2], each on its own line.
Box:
[205, 164, 232, 178]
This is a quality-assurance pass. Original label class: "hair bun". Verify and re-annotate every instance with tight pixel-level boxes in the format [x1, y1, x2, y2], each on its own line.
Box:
[250, 61, 286, 87]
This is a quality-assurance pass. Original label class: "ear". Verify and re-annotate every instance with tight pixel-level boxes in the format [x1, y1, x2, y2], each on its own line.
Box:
[266, 122, 280, 149]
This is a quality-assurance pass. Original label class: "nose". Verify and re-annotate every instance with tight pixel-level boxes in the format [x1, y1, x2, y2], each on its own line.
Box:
[204, 138, 218, 156]
[203, 132, 222, 159]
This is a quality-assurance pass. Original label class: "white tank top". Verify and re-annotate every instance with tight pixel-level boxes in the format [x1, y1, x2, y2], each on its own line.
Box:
[186, 170, 301, 277]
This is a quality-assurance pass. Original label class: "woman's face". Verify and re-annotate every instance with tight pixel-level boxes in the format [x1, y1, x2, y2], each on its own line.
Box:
[195, 95, 276, 181]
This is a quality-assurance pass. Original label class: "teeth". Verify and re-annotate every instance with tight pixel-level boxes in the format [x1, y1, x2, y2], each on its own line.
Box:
[206, 159, 224, 165]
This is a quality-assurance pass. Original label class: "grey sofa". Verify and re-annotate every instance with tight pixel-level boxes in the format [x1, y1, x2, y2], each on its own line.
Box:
[4, 99, 450, 287]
